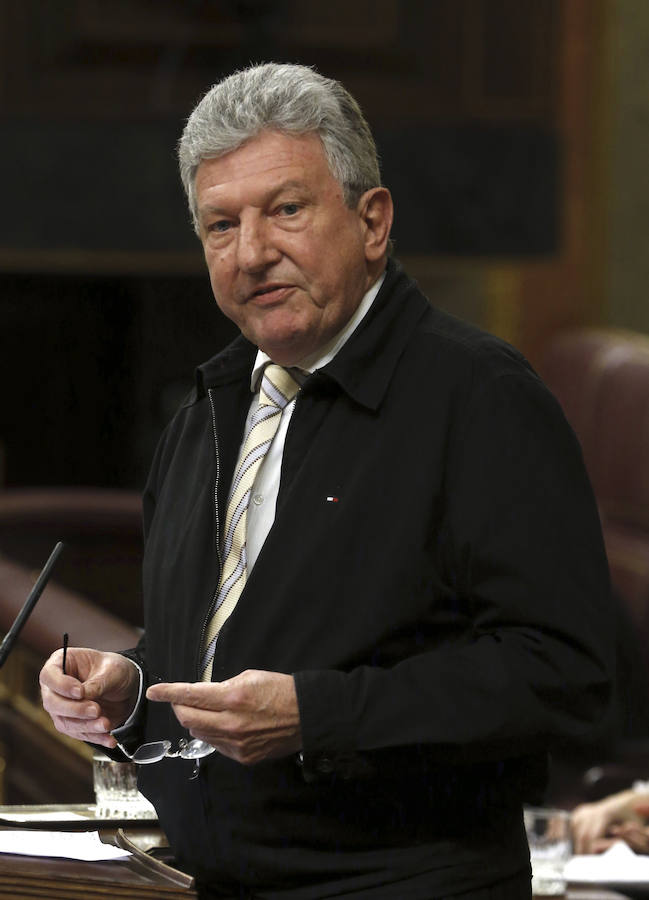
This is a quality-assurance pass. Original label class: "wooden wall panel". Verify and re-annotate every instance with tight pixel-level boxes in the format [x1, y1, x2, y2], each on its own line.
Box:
[0, 0, 558, 121]
[0, 0, 609, 489]
[0, 0, 561, 270]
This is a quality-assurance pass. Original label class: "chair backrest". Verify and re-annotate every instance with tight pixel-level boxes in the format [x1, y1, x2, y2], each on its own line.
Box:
[539, 329, 649, 527]
[0, 488, 143, 628]
[0, 553, 141, 657]
[538, 328, 649, 656]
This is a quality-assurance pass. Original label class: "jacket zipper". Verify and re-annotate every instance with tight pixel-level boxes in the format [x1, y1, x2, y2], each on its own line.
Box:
[195, 381, 305, 679]
[196, 387, 223, 679]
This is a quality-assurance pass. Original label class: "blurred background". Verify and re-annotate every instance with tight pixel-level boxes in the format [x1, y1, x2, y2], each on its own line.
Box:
[0, 0, 627, 490]
[1, 0, 648, 807]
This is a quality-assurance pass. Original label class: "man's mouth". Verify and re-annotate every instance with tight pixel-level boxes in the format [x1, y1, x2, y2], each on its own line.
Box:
[248, 284, 293, 303]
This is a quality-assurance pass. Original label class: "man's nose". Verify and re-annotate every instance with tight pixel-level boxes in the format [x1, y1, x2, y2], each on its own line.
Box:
[236, 217, 280, 272]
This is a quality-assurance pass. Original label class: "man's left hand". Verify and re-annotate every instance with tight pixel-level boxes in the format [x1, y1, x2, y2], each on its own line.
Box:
[146, 669, 302, 765]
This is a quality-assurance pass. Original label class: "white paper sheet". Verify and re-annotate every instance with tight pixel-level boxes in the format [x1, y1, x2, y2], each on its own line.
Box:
[0, 810, 87, 823]
[565, 840, 649, 883]
[0, 829, 131, 861]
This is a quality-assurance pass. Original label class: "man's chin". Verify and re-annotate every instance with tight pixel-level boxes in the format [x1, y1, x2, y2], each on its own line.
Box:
[253, 331, 316, 367]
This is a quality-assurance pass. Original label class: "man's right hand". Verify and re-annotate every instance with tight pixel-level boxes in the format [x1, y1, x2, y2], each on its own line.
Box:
[39, 647, 139, 749]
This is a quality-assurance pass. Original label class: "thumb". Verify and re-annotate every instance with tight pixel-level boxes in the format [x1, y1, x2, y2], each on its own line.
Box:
[82, 676, 108, 700]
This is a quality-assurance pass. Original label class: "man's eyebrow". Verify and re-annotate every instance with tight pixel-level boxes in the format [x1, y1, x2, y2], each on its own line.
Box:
[199, 204, 231, 219]
[199, 180, 313, 218]
[268, 179, 311, 196]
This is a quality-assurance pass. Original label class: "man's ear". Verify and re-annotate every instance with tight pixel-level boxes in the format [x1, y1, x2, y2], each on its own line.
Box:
[358, 187, 394, 262]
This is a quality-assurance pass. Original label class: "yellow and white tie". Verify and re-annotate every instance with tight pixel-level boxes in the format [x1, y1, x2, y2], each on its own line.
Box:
[200, 364, 301, 681]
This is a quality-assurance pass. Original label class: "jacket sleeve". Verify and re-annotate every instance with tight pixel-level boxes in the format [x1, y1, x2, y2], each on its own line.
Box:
[110, 420, 174, 752]
[294, 366, 614, 764]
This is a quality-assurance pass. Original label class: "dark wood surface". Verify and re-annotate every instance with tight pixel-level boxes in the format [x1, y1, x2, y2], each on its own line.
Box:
[0, 812, 640, 900]
[0, 861, 639, 900]
[0, 824, 198, 899]
[0, 855, 196, 898]
[0, 868, 637, 900]
[568, 890, 635, 900]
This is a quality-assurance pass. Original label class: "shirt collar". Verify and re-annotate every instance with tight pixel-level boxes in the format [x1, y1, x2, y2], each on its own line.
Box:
[250, 272, 386, 392]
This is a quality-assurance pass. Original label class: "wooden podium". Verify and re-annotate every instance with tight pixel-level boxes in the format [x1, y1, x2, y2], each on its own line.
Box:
[0, 847, 197, 898]
[0, 817, 638, 900]
[0, 811, 199, 899]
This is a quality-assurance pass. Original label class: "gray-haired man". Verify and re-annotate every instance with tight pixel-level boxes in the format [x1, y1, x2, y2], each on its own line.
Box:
[40, 63, 612, 899]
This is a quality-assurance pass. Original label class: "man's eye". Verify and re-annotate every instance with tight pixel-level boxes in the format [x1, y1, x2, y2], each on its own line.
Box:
[209, 220, 232, 233]
[279, 203, 300, 216]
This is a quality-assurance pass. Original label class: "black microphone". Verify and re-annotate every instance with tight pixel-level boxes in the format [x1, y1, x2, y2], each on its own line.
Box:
[0, 542, 65, 668]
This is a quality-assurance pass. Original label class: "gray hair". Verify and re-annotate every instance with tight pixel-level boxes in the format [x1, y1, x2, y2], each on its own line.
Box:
[178, 63, 382, 233]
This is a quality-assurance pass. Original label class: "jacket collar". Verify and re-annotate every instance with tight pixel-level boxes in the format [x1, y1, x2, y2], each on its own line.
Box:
[315, 257, 430, 410]
[195, 334, 257, 397]
[195, 258, 431, 411]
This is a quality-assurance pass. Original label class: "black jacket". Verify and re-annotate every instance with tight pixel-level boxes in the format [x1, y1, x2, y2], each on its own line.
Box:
[130, 259, 612, 898]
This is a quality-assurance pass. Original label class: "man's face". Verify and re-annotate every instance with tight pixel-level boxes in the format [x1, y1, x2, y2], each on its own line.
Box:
[194, 130, 391, 365]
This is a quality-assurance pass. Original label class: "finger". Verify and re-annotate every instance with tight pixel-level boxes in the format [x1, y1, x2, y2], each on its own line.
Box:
[628, 833, 649, 853]
[574, 831, 596, 855]
[591, 837, 616, 854]
[42, 690, 103, 722]
[611, 822, 649, 850]
[74, 729, 117, 748]
[83, 676, 113, 701]
[51, 711, 115, 742]
[85, 733, 118, 749]
[40, 648, 67, 678]
[147, 681, 227, 710]
[41, 682, 90, 717]
[40, 665, 84, 701]
[186, 724, 221, 747]
[42, 646, 92, 684]
[572, 818, 604, 855]
[620, 831, 642, 851]
[169, 702, 229, 736]
[572, 831, 586, 855]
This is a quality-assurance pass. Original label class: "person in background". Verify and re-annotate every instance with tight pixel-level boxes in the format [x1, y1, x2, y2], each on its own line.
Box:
[39, 63, 613, 899]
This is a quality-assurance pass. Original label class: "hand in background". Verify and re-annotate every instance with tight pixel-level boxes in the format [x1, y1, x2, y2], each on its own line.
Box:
[146, 669, 302, 765]
[603, 821, 649, 854]
[571, 789, 649, 854]
[39, 647, 140, 748]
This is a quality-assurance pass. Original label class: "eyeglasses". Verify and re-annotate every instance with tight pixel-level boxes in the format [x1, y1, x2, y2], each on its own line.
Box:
[58, 634, 215, 777]
[115, 737, 216, 779]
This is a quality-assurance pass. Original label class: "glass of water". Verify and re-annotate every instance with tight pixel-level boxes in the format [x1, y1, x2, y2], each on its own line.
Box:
[524, 806, 571, 896]
[92, 751, 157, 819]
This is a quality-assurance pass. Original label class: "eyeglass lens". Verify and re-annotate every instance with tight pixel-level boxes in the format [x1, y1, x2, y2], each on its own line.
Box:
[118, 738, 215, 765]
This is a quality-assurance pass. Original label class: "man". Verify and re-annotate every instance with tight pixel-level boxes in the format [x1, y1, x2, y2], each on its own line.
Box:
[40, 63, 612, 898]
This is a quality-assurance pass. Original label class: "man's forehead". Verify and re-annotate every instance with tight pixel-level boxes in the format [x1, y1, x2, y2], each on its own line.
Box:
[195, 130, 329, 188]
[194, 132, 344, 217]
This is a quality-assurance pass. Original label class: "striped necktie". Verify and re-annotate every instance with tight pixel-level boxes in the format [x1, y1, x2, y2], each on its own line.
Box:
[200, 364, 301, 681]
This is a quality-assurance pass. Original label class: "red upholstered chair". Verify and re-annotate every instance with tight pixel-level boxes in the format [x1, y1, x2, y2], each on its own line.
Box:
[538, 329, 649, 803]
[536, 329, 618, 449]
[538, 329, 649, 647]
[0, 553, 141, 658]
[0, 487, 144, 631]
